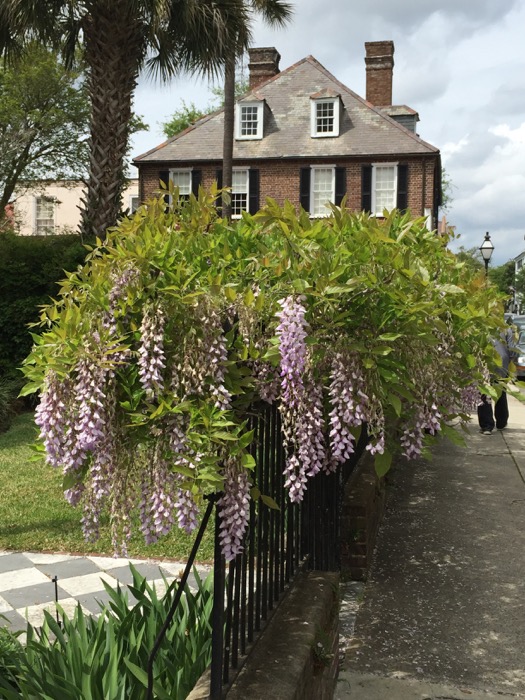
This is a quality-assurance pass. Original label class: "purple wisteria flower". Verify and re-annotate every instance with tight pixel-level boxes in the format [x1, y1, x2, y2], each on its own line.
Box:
[75, 357, 108, 451]
[103, 263, 140, 335]
[400, 393, 442, 460]
[35, 371, 74, 469]
[218, 458, 251, 561]
[179, 302, 231, 408]
[276, 295, 326, 500]
[276, 295, 308, 409]
[138, 305, 166, 398]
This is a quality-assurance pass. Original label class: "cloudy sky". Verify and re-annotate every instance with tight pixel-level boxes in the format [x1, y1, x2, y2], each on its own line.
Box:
[131, 0, 525, 267]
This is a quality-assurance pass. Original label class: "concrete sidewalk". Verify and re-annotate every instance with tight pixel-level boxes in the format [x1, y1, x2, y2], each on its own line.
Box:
[337, 392, 525, 700]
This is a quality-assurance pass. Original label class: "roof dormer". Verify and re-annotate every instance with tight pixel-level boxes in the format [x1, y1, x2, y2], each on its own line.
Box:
[235, 99, 265, 140]
[310, 89, 342, 138]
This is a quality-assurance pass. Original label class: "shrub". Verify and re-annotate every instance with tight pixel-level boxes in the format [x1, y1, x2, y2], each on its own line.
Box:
[0, 565, 214, 700]
[0, 376, 24, 434]
[0, 232, 87, 382]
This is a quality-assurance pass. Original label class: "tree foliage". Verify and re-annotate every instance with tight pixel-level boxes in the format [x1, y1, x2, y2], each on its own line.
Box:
[489, 260, 515, 299]
[21, 192, 506, 557]
[0, 0, 263, 240]
[0, 42, 89, 217]
[160, 79, 249, 139]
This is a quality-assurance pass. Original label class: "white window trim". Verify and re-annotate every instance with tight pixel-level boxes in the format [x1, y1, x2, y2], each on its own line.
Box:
[129, 194, 139, 213]
[168, 168, 193, 201]
[371, 162, 398, 216]
[34, 195, 56, 235]
[235, 102, 264, 140]
[310, 165, 335, 218]
[310, 98, 340, 138]
[231, 167, 250, 219]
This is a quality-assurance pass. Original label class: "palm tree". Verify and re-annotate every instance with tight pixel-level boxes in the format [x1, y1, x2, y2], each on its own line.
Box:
[0, 0, 255, 240]
[222, 1, 292, 220]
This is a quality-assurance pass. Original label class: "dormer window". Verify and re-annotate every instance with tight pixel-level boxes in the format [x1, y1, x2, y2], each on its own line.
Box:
[236, 101, 264, 140]
[311, 97, 340, 137]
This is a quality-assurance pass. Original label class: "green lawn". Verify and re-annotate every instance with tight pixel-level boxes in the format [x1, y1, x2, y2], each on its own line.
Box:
[0, 413, 214, 562]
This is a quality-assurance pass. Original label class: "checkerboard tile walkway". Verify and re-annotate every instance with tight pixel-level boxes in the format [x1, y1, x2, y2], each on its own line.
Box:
[0, 551, 211, 632]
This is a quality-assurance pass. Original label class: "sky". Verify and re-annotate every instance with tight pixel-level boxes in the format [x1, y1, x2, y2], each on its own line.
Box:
[130, 0, 525, 267]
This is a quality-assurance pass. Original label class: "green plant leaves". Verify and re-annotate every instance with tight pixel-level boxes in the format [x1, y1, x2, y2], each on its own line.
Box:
[7, 565, 217, 700]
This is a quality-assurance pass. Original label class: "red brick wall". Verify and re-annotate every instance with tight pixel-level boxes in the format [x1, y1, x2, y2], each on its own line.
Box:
[138, 156, 437, 219]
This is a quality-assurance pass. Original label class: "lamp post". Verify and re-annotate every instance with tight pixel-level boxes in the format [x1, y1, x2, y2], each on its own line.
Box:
[479, 231, 494, 277]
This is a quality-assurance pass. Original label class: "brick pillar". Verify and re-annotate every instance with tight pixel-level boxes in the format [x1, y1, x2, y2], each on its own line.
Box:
[248, 47, 281, 90]
[365, 40, 395, 106]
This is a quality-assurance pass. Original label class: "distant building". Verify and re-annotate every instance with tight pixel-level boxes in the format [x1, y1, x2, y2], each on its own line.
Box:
[12, 179, 139, 236]
[134, 41, 442, 227]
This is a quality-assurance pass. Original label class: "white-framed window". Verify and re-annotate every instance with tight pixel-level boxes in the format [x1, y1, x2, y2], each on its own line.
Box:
[372, 164, 397, 215]
[236, 102, 264, 140]
[311, 166, 335, 217]
[129, 195, 139, 213]
[170, 169, 192, 200]
[232, 168, 249, 218]
[311, 98, 340, 137]
[35, 196, 56, 235]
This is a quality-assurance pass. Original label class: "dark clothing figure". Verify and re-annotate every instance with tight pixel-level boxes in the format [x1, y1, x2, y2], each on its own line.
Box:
[477, 392, 509, 432]
[478, 326, 516, 434]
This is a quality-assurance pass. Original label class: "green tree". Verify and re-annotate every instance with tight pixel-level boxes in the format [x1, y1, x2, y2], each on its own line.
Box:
[0, 1, 257, 240]
[514, 266, 525, 300]
[440, 167, 455, 213]
[161, 100, 205, 139]
[488, 260, 515, 298]
[454, 246, 483, 275]
[160, 79, 249, 139]
[0, 42, 89, 219]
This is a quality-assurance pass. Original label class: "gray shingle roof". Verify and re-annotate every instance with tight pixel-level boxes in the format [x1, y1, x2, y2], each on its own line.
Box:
[134, 55, 438, 164]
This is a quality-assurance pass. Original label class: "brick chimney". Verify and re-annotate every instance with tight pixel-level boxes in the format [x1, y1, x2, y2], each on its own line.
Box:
[247, 47, 281, 90]
[365, 40, 394, 106]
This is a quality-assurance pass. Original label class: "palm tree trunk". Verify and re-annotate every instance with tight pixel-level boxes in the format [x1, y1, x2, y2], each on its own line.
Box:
[222, 52, 236, 222]
[81, 2, 142, 241]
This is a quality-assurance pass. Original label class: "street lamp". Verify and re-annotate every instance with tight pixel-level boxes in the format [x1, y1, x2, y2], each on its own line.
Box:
[479, 231, 494, 276]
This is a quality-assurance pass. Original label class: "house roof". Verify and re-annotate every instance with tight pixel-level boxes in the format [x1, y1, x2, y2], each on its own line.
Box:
[134, 55, 439, 165]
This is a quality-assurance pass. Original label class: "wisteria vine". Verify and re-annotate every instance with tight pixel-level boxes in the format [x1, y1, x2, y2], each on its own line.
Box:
[25, 193, 505, 560]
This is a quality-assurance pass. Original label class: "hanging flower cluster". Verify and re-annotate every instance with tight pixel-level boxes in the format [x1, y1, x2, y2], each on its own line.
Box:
[400, 394, 442, 460]
[276, 295, 326, 502]
[138, 304, 166, 399]
[217, 457, 251, 561]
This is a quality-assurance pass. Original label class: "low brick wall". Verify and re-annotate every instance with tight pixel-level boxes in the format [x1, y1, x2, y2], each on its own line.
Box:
[340, 454, 386, 581]
[187, 571, 340, 700]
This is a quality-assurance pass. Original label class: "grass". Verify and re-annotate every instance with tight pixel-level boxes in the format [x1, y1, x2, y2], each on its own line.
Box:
[0, 413, 214, 562]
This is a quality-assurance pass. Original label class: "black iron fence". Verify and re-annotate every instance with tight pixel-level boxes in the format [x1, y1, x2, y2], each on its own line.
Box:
[147, 401, 368, 699]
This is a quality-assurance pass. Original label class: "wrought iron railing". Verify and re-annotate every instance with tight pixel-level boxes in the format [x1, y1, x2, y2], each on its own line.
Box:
[146, 401, 368, 699]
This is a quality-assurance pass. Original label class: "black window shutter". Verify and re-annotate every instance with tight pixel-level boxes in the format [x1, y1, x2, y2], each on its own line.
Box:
[361, 165, 372, 213]
[248, 169, 260, 214]
[159, 170, 170, 209]
[216, 169, 223, 211]
[335, 167, 346, 206]
[397, 164, 408, 212]
[192, 170, 202, 197]
[300, 168, 311, 212]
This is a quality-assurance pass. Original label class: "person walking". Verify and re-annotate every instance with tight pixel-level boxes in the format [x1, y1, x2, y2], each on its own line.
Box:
[478, 323, 516, 434]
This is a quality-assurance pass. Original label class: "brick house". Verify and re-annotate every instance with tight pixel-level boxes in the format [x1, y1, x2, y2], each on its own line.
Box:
[133, 41, 441, 226]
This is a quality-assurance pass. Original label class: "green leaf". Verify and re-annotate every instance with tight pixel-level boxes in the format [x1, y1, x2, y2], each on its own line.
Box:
[241, 453, 256, 469]
[261, 494, 280, 510]
[388, 394, 402, 416]
[374, 450, 392, 477]
[238, 430, 254, 449]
